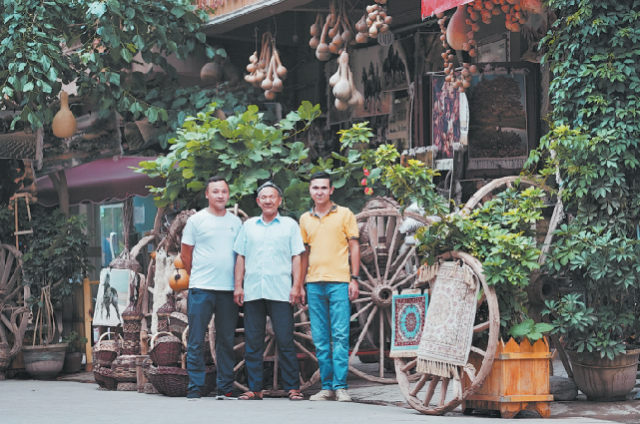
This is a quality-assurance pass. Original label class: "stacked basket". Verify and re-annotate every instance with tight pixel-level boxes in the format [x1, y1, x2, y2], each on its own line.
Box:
[122, 303, 143, 356]
[92, 332, 122, 391]
[156, 297, 176, 333]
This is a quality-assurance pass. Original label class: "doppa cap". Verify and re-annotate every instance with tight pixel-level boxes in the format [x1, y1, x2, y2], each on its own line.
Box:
[257, 181, 283, 197]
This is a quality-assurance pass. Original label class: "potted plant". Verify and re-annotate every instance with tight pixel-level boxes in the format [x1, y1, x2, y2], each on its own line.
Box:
[62, 332, 88, 374]
[20, 207, 91, 379]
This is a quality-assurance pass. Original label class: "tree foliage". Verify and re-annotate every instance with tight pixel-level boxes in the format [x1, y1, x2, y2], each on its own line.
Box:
[0, 0, 239, 147]
[526, 0, 640, 355]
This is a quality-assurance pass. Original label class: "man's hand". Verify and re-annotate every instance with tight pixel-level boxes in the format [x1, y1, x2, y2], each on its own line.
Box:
[290, 284, 306, 306]
[234, 287, 244, 306]
[348, 279, 359, 301]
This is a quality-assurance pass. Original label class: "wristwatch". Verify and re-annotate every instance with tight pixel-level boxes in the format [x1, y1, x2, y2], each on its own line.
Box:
[350, 275, 358, 281]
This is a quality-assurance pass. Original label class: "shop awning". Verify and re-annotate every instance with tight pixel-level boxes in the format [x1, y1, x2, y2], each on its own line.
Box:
[34, 157, 166, 207]
[422, 0, 473, 19]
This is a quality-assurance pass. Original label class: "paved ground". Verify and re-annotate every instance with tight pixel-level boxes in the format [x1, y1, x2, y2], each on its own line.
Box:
[1, 359, 638, 424]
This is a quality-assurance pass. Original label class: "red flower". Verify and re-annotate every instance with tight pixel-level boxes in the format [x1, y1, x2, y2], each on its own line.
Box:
[365, 187, 373, 195]
[361, 178, 367, 186]
[363, 168, 370, 177]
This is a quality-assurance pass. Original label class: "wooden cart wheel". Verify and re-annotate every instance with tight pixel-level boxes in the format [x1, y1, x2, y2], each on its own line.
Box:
[462, 176, 563, 266]
[208, 304, 320, 396]
[350, 208, 433, 383]
[395, 251, 500, 415]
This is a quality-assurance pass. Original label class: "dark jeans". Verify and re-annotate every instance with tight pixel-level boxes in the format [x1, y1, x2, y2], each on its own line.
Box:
[244, 299, 300, 392]
[187, 288, 239, 393]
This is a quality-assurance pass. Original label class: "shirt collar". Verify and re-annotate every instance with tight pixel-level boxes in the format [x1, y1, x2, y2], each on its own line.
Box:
[310, 203, 338, 218]
[257, 213, 281, 225]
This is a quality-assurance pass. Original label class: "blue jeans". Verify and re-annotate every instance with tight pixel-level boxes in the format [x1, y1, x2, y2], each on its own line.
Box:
[244, 299, 300, 392]
[307, 282, 350, 390]
[187, 288, 239, 393]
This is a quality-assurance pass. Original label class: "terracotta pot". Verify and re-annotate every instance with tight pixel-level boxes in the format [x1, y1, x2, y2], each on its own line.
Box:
[22, 343, 68, 379]
[64, 351, 83, 374]
[51, 91, 77, 138]
[567, 347, 640, 401]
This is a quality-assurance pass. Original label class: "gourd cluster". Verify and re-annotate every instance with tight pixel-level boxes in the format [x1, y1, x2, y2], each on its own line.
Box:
[437, 12, 478, 94]
[465, 0, 531, 33]
[309, 1, 355, 61]
[330, 51, 364, 111]
[354, 0, 393, 41]
[245, 32, 288, 100]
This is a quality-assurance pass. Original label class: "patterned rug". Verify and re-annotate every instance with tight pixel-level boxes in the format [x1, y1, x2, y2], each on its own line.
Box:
[390, 289, 428, 358]
[416, 260, 479, 379]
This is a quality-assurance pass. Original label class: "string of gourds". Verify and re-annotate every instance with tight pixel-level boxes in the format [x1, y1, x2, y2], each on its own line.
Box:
[244, 31, 288, 100]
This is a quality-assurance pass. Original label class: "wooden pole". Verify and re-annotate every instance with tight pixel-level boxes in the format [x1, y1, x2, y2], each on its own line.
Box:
[48, 170, 70, 218]
[83, 278, 94, 371]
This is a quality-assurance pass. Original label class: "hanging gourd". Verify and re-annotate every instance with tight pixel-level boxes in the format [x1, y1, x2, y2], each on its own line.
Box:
[170, 255, 189, 292]
[51, 91, 77, 139]
[446, 5, 472, 51]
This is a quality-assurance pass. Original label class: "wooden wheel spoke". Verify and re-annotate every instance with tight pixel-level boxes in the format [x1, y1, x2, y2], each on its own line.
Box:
[361, 266, 377, 287]
[234, 342, 245, 351]
[409, 373, 430, 396]
[352, 297, 372, 304]
[359, 291, 372, 296]
[366, 218, 382, 280]
[379, 311, 384, 377]
[473, 321, 490, 333]
[401, 358, 417, 373]
[388, 246, 416, 287]
[391, 272, 416, 290]
[293, 331, 313, 342]
[294, 321, 311, 327]
[349, 305, 378, 363]
[233, 359, 246, 372]
[294, 340, 318, 363]
[439, 378, 450, 406]
[262, 337, 275, 359]
[350, 301, 373, 322]
[423, 375, 440, 405]
[383, 217, 401, 282]
[470, 345, 487, 357]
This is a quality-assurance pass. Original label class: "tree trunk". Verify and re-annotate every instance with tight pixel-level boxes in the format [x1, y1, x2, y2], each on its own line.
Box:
[48, 170, 69, 218]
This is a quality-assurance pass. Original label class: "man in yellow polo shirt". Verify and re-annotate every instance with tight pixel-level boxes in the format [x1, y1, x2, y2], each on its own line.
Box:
[300, 171, 360, 402]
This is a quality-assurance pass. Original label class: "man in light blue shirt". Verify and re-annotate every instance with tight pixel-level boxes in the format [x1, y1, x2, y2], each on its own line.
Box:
[233, 182, 306, 400]
[181, 176, 242, 401]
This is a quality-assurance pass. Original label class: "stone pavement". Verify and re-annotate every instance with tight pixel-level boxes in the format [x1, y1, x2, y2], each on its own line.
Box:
[1, 359, 638, 424]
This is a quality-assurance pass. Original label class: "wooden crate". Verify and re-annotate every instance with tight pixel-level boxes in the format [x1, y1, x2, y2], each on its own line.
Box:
[462, 338, 553, 418]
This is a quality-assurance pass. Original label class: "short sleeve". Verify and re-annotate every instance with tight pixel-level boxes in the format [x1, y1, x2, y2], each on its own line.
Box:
[182, 216, 196, 246]
[299, 214, 310, 244]
[290, 221, 306, 256]
[233, 222, 248, 256]
[344, 210, 359, 240]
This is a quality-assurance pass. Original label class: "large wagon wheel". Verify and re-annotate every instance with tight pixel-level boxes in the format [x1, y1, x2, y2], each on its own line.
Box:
[350, 208, 433, 383]
[0, 244, 31, 380]
[208, 304, 320, 396]
[395, 251, 500, 415]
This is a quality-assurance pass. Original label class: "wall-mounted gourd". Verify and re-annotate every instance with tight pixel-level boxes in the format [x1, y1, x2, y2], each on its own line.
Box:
[244, 32, 288, 100]
[52, 91, 77, 139]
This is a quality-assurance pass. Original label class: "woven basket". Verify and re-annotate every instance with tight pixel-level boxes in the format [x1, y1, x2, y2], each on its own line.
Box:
[122, 302, 144, 322]
[111, 355, 138, 382]
[0, 342, 12, 372]
[117, 382, 138, 391]
[169, 312, 188, 338]
[149, 331, 182, 367]
[122, 336, 141, 356]
[94, 365, 118, 390]
[93, 332, 122, 367]
[148, 364, 216, 397]
[182, 326, 214, 365]
[142, 357, 153, 380]
[144, 382, 160, 394]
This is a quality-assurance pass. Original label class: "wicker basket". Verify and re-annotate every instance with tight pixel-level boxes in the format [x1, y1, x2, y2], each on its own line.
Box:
[182, 326, 214, 366]
[144, 382, 160, 394]
[117, 382, 138, 391]
[93, 332, 122, 367]
[149, 331, 182, 367]
[157, 297, 176, 333]
[111, 355, 139, 382]
[169, 312, 188, 338]
[122, 336, 141, 356]
[148, 364, 216, 397]
[94, 365, 118, 390]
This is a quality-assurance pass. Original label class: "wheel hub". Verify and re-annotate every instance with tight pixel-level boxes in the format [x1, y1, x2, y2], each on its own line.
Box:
[371, 284, 393, 308]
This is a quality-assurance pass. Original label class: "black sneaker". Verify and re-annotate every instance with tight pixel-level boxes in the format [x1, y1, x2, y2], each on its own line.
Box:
[216, 388, 241, 400]
[187, 390, 202, 401]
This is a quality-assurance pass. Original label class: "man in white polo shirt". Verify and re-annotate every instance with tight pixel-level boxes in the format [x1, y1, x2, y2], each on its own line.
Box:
[181, 176, 242, 401]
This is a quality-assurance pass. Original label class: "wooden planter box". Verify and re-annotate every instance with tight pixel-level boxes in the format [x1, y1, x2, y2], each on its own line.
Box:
[462, 338, 553, 418]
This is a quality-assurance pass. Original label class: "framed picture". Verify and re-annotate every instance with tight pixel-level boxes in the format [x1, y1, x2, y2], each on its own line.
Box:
[430, 75, 459, 164]
[477, 33, 510, 63]
[464, 63, 540, 173]
[93, 268, 134, 327]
